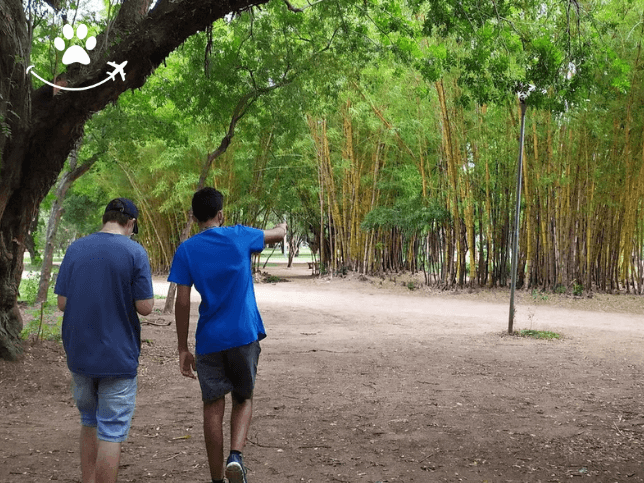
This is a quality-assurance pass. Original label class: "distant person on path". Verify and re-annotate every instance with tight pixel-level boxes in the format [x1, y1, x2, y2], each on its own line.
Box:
[168, 187, 286, 483]
[55, 198, 155, 483]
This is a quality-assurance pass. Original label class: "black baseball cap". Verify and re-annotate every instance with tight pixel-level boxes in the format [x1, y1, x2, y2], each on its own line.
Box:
[105, 198, 139, 234]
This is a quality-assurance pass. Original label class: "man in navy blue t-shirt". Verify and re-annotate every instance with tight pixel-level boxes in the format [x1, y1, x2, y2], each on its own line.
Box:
[168, 187, 286, 483]
[55, 198, 154, 483]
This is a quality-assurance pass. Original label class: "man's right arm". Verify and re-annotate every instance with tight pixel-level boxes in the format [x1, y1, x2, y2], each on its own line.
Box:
[57, 295, 67, 312]
[175, 284, 196, 379]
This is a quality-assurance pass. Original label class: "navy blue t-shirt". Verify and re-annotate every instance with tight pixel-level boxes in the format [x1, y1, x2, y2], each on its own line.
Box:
[168, 225, 265, 355]
[54, 232, 154, 377]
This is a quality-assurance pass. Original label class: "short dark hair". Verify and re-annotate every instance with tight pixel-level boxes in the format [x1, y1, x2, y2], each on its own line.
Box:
[102, 198, 139, 233]
[192, 187, 224, 223]
[102, 211, 132, 226]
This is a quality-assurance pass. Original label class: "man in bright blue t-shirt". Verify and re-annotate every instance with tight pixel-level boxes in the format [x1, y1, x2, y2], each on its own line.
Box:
[55, 198, 154, 483]
[168, 187, 286, 483]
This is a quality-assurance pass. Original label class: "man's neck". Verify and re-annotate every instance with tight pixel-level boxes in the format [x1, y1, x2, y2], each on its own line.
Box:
[100, 222, 129, 236]
[199, 221, 221, 231]
[198, 214, 222, 231]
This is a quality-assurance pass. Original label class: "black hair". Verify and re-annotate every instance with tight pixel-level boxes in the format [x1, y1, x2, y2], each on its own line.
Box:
[192, 187, 224, 223]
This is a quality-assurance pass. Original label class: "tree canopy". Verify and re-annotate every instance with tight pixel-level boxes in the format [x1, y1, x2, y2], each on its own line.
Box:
[1, 0, 643, 360]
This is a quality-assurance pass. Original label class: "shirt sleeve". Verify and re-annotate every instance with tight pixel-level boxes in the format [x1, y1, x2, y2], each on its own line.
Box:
[168, 243, 193, 287]
[246, 226, 265, 254]
[133, 246, 154, 301]
[53, 253, 70, 297]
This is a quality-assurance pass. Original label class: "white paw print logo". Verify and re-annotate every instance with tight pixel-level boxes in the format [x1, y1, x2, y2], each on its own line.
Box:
[54, 24, 96, 66]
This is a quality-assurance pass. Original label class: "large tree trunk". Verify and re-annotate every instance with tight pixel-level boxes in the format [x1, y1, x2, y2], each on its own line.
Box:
[0, 0, 270, 360]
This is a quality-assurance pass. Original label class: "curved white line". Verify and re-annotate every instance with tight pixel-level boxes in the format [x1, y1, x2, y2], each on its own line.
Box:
[26, 65, 116, 92]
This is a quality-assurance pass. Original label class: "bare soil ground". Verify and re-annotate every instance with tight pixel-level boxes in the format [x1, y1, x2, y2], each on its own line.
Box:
[2, 263, 644, 482]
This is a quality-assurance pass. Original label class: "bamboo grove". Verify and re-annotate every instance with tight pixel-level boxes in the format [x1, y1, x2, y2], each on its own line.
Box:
[305, 69, 644, 293]
[54, 0, 644, 295]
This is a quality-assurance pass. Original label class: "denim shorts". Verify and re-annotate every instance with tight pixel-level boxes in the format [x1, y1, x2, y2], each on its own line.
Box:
[196, 341, 261, 403]
[71, 373, 137, 443]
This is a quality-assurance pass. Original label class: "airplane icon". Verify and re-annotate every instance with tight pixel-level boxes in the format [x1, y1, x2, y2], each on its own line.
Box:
[106, 61, 128, 81]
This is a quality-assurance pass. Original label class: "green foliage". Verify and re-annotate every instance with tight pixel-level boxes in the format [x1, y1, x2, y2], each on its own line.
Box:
[0, 113, 10, 138]
[62, 192, 105, 236]
[362, 165, 449, 234]
[362, 201, 449, 234]
[573, 282, 584, 297]
[18, 273, 41, 305]
[19, 271, 62, 341]
[26, 1, 104, 85]
[30, 0, 642, 294]
[412, 0, 634, 110]
[20, 309, 62, 342]
[553, 284, 566, 294]
[18, 269, 58, 306]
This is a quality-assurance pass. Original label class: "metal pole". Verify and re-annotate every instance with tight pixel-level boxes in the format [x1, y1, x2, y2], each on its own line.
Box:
[508, 98, 528, 334]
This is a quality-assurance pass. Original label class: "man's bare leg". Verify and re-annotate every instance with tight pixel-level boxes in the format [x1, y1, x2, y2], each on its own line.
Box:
[230, 397, 253, 452]
[95, 440, 122, 483]
[79, 427, 122, 483]
[80, 426, 98, 483]
[203, 397, 226, 480]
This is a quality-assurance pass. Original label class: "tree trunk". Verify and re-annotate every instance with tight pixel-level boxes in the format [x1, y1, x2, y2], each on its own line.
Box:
[161, 86, 284, 314]
[0, 0, 271, 360]
[36, 139, 98, 303]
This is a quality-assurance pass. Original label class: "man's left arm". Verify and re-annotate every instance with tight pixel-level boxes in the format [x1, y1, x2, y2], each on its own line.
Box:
[135, 298, 154, 316]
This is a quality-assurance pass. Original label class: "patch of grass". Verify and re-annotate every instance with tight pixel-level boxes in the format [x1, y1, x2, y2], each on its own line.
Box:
[573, 282, 584, 296]
[531, 289, 549, 302]
[515, 329, 562, 340]
[553, 284, 566, 294]
[154, 294, 166, 299]
[21, 307, 62, 342]
[19, 269, 62, 342]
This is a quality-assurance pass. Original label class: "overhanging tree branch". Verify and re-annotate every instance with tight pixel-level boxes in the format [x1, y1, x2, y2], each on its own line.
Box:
[163, 79, 292, 313]
[0, 0, 273, 360]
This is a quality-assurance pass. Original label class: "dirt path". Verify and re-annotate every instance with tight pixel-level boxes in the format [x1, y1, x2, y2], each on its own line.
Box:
[2, 264, 644, 482]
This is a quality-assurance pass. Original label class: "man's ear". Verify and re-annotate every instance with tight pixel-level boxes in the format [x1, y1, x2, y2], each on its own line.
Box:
[217, 211, 224, 225]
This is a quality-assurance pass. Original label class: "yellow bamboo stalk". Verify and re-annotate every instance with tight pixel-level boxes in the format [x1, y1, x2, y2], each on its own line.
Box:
[117, 162, 171, 270]
[543, 113, 554, 289]
[484, 157, 493, 287]
[524, 114, 538, 287]
[435, 79, 462, 286]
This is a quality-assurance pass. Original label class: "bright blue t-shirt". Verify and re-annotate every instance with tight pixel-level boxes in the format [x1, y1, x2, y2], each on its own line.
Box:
[54, 232, 154, 378]
[167, 225, 266, 355]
